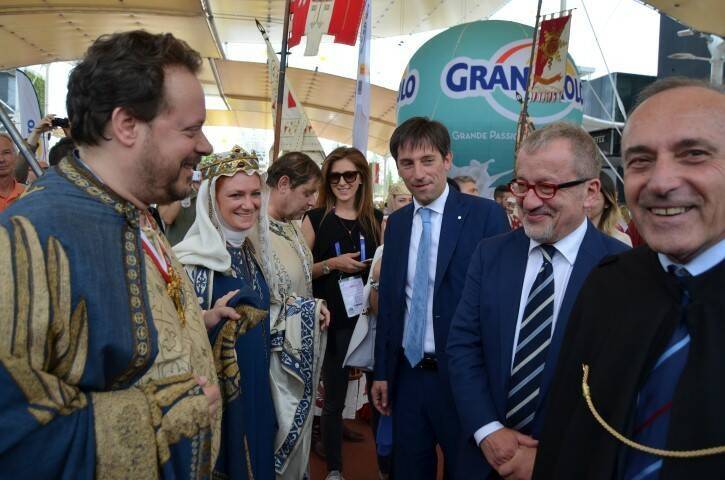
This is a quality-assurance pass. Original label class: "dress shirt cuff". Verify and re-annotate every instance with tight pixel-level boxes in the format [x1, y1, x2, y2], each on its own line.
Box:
[474, 421, 505, 446]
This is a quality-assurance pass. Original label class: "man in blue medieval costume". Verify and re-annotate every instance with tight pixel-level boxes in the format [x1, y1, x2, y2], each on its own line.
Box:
[0, 30, 238, 478]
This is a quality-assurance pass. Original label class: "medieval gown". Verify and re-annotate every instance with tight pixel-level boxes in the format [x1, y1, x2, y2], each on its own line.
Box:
[187, 241, 277, 480]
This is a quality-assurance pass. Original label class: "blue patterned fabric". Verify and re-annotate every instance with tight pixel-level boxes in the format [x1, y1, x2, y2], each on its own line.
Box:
[270, 297, 318, 474]
[192, 243, 276, 480]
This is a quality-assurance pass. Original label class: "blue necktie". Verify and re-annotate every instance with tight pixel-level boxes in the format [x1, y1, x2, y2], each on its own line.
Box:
[403, 207, 432, 367]
[506, 244, 557, 434]
[623, 265, 692, 480]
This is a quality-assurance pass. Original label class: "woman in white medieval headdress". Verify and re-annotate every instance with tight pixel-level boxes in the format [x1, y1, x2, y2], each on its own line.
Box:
[174, 146, 275, 480]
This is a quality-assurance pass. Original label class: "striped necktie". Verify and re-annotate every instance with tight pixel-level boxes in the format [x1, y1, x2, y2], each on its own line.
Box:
[623, 265, 692, 480]
[506, 244, 557, 434]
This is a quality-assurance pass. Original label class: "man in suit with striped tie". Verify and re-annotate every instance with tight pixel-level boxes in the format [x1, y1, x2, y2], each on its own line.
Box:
[534, 78, 725, 479]
[447, 122, 630, 479]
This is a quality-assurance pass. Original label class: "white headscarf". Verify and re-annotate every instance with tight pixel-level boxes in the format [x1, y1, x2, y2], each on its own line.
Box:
[174, 173, 253, 272]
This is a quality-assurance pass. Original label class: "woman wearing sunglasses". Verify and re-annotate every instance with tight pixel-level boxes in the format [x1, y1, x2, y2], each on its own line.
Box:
[301, 147, 382, 480]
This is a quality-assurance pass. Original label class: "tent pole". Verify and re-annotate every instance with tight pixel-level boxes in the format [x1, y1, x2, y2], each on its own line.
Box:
[0, 99, 43, 178]
[273, 0, 292, 163]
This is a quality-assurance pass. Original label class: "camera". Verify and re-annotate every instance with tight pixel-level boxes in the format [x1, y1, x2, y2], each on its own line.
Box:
[51, 117, 70, 129]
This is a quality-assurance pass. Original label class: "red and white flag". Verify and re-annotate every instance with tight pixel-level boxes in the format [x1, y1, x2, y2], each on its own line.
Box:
[289, 0, 366, 56]
[531, 12, 572, 103]
[259, 21, 325, 161]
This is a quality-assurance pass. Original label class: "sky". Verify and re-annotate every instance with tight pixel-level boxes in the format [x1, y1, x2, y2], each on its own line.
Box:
[32, 0, 663, 156]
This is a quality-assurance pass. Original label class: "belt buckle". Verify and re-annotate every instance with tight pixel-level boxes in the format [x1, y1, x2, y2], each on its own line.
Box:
[418, 355, 437, 370]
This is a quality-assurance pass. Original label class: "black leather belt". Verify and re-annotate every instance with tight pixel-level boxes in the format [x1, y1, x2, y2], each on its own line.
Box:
[416, 354, 438, 371]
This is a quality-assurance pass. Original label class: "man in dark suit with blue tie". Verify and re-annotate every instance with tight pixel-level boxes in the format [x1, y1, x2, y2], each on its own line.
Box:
[447, 122, 630, 479]
[370, 117, 509, 479]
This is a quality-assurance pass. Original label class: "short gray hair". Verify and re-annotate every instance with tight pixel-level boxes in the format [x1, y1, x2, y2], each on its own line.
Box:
[517, 121, 600, 179]
[632, 77, 724, 114]
[0, 132, 18, 153]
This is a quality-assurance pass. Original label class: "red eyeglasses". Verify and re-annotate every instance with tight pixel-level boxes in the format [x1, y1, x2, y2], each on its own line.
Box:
[509, 178, 591, 200]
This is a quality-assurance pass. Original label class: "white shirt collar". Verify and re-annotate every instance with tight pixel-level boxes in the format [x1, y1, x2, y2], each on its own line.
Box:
[658, 238, 725, 276]
[413, 184, 449, 216]
[528, 218, 588, 266]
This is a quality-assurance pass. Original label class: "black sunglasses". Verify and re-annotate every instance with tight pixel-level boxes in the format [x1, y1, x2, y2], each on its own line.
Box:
[329, 170, 360, 185]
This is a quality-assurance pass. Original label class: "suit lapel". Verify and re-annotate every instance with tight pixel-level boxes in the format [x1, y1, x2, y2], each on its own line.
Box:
[499, 229, 531, 391]
[434, 189, 467, 293]
[540, 222, 604, 400]
[395, 204, 414, 304]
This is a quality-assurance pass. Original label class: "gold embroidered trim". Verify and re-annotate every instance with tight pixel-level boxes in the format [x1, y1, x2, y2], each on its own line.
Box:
[582, 364, 725, 458]
[140, 373, 213, 474]
[0, 226, 14, 356]
[19, 184, 45, 198]
[211, 305, 267, 402]
[92, 388, 159, 479]
[56, 155, 153, 387]
[244, 435, 255, 480]
[0, 218, 88, 424]
[111, 226, 152, 388]
[57, 157, 132, 221]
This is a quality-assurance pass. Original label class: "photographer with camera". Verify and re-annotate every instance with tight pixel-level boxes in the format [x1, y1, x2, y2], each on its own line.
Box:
[15, 113, 71, 183]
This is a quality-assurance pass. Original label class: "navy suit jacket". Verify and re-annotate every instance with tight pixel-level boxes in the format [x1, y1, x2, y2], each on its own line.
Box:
[374, 187, 509, 398]
[447, 222, 630, 449]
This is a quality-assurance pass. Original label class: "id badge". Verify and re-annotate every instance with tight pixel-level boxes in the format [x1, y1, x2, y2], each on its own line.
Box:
[338, 275, 364, 318]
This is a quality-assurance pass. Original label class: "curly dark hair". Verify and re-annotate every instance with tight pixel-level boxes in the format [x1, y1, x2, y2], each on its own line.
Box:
[67, 30, 203, 146]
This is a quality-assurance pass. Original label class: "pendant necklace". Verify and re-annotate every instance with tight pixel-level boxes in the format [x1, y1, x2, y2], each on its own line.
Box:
[140, 212, 187, 326]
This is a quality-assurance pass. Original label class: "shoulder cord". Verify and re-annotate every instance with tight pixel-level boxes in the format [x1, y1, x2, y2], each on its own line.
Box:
[581, 364, 725, 458]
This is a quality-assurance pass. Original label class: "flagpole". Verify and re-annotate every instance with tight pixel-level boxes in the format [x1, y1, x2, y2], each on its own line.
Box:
[515, 0, 544, 153]
[273, 0, 293, 163]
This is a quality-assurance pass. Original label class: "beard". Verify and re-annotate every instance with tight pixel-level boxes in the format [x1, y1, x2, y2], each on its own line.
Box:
[138, 137, 198, 205]
[522, 207, 556, 243]
[523, 219, 555, 243]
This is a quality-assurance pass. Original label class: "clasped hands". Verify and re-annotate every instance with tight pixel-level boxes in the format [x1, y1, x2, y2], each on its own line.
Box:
[481, 427, 538, 480]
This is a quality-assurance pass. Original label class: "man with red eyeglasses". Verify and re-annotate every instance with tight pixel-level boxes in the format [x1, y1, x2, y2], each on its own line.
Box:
[447, 122, 629, 479]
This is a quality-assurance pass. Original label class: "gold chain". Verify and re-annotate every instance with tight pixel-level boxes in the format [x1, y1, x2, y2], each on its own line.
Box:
[581, 364, 725, 458]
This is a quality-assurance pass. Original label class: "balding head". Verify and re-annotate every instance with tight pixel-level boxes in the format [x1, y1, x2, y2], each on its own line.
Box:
[0, 133, 19, 180]
[622, 81, 725, 263]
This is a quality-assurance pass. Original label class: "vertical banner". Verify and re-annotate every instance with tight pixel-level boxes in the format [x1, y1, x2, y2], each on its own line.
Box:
[259, 21, 326, 162]
[16, 69, 46, 162]
[352, 0, 371, 154]
[531, 13, 572, 103]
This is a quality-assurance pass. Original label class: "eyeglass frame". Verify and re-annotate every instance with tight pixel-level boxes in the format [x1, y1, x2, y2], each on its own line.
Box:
[328, 170, 360, 185]
[508, 177, 592, 200]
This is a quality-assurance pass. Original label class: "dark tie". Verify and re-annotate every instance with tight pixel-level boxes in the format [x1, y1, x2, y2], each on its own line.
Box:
[623, 265, 692, 480]
[506, 244, 557, 434]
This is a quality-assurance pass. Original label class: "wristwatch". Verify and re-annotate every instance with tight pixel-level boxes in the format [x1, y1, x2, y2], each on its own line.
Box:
[369, 281, 379, 291]
[322, 261, 331, 275]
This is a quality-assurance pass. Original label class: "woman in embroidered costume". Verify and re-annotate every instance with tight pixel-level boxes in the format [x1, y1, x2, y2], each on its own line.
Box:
[175, 147, 275, 480]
